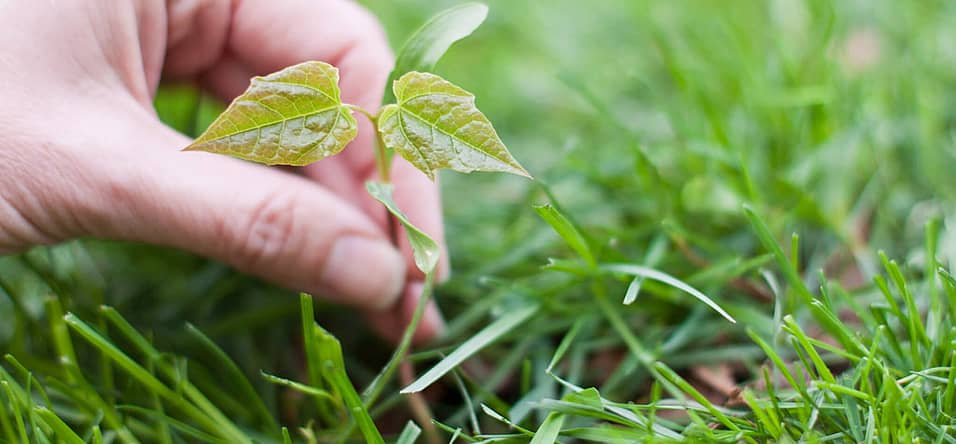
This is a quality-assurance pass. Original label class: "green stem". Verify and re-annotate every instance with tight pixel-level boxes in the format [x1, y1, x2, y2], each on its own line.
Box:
[346, 104, 392, 182]
[350, 102, 397, 247]
[362, 271, 435, 406]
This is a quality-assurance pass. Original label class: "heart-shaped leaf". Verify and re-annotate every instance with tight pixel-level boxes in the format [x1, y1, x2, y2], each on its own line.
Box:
[366, 181, 440, 273]
[377, 72, 531, 180]
[184, 61, 357, 166]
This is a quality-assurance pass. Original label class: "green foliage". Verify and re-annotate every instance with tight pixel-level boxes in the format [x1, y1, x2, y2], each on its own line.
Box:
[185, 44, 528, 183]
[366, 182, 440, 273]
[184, 61, 357, 166]
[4, 0, 956, 443]
[402, 304, 538, 394]
[378, 71, 530, 180]
[383, 3, 488, 104]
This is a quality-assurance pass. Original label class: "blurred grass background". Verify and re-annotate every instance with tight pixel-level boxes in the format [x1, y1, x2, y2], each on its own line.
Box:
[2, 0, 956, 442]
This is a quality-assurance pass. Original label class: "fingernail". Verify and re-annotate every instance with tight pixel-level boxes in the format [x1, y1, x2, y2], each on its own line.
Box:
[321, 236, 405, 309]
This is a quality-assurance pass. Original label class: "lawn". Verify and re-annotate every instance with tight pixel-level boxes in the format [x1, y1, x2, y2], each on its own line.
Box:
[2, 0, 956, 442]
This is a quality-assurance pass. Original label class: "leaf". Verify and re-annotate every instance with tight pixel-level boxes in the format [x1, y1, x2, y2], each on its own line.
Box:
[601, 263, 737, 324]
[534, 204, 595, 267]
[377, 72, 531, 180]
[184, 61, 357, 166]
[313, 324, 385, 444]
[366, 181, 440, 273]
[529, 412, 565, 444]
[562, 387, 604, 410]
[383, 3, 489, 104]
[623, 276, 642, 305]
[395, 421, 422, 444]
[402, 304, 538, 393]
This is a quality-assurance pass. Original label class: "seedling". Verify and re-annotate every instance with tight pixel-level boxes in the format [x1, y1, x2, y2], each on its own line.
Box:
[183, 11, 530, 278]
[181, 3, 531, 432]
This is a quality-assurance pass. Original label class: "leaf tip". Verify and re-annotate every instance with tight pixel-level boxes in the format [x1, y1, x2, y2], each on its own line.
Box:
[513, 165, 534, 180]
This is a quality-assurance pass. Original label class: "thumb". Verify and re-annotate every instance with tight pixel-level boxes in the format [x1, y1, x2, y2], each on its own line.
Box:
[84, 114, 406, 310]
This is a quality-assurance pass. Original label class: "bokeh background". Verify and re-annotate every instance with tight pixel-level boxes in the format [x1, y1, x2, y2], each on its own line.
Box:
[2, 0, 956, 440]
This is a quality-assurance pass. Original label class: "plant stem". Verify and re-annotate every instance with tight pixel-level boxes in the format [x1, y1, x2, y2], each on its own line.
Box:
[348, 103, 398, 244]
[362, 271, 436, 406]
[346, 104, 393, 183]
[373, 122, 392, 183]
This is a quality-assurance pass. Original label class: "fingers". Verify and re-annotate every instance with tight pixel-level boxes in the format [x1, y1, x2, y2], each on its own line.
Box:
[365, 283, 446, 346]
[184, 0, 392, 170]
[160, 0, 449, 342]
[79, 109, 407, 311]
[200, 1, 451, 283]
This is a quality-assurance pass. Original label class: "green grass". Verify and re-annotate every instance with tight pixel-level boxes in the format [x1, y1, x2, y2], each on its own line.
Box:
[3, 0, 956, 442]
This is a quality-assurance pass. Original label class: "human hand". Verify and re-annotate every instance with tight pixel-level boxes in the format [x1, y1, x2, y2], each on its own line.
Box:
[0, 0, 448, 343]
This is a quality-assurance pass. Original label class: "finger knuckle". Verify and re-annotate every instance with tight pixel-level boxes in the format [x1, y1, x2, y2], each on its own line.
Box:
[233, 190, 304, 270]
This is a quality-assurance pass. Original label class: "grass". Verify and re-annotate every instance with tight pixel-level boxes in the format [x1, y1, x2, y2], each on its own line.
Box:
[3, 0, 956, 442]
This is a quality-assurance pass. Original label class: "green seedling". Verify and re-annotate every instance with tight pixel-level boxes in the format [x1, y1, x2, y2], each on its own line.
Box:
[182, 3, 531, 439]
[183, 50, 531, 277]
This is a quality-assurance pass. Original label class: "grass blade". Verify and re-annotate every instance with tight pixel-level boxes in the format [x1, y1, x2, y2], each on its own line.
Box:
[299, 293, 333, 423]
[64, 313, 250, 444]
[403, 304, 539, 393]
[396, 420, 422, 444]
[529, 412, 565, 444]
[602, 263, 736, 323]
[35, 406, 85, 444]
[260, 371, 337, 404]
[313, 324, 385, 444]
[535, 204, 596, 267]
[363, 271, 436, 406]
[184, 323, 278, 431]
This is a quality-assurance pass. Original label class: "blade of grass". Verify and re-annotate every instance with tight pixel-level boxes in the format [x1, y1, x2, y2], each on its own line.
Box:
[363, 271, 435, 406]
[34, 406, 85, 444]
[383, 2, 488, 103]
[528, 412, 565, 444]
[282, 427, 292, 444]
[0, 383, 17, 444]
[402, 304, 538, 394]
[535, 204, 596, 267]
[313, 324, 384, 444]
[653, 362, 742, 433]
[64, 313, 251, 444]
[184, 323, 278, 432]
[45, 298, 139, 444]
[396, 421, 422, 444]
[298, 294, 335, 424]
[2, 382, 28, 444]
[260, 371, 338, 404]
[743, 205, 814, 305]
[546, 317, 587, 373]
[601, 263, 736, 323]
[118, 405, 230, 444]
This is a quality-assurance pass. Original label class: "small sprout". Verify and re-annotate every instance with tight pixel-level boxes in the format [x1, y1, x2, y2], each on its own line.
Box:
[186, 56, 532, 273]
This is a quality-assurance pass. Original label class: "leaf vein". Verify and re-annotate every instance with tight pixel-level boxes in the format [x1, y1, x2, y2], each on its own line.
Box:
[398, 106, 510, 166]
[201, 105, 340, 142]
[292, 107, 344, 163]
[261, 79, 337, 105]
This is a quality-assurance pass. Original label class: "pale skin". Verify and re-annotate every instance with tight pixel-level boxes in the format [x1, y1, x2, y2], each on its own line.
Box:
[0, 0, 449, 343]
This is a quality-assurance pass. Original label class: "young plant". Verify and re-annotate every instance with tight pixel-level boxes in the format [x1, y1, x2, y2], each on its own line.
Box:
[181, 2, 530, 436]
[183, 38, 530, 278]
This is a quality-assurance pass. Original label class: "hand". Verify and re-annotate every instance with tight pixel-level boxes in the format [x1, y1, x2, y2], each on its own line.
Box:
[0, 0, 448, 343]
